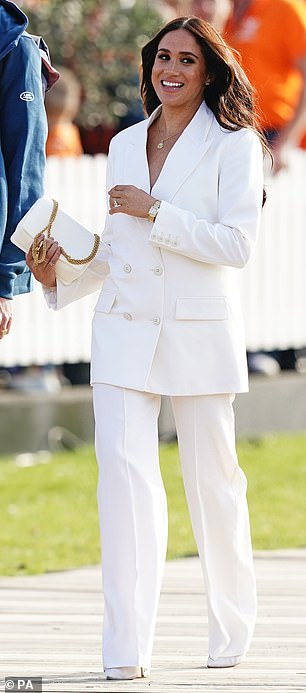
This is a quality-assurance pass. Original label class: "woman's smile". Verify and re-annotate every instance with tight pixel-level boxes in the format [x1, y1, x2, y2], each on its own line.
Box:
[161, 80, 184, 89]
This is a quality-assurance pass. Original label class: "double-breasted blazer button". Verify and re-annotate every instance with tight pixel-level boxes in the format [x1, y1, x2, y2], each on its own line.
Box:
[123, 263, 132, 273]
[123, 312, 133, 320]
[151, 315, 161, 325]
[153, 266, 163, 275]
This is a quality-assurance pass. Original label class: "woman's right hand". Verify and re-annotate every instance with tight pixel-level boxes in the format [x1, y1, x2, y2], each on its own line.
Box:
[26, 235, 61, 288]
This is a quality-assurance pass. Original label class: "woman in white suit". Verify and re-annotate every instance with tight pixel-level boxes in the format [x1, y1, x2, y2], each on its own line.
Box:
[27, 17, 266, 681]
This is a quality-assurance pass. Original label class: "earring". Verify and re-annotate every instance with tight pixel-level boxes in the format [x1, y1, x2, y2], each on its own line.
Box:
[205, 79, 211, 85]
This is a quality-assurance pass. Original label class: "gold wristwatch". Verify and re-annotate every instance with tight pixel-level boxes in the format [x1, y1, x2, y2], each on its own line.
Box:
[148, 199, 161, 223]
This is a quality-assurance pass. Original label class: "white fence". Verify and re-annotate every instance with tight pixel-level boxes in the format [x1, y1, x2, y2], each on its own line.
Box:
[1, 151, 306, 367]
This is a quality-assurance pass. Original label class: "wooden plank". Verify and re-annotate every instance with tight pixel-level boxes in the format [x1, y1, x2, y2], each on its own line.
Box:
[0, 551, 305, 692]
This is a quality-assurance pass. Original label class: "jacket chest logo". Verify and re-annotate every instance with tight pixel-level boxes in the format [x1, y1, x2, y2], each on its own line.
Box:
[20, 91, 35, 102]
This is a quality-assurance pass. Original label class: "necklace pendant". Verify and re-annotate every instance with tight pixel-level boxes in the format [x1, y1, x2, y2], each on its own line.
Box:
[157, 141, 164, 150]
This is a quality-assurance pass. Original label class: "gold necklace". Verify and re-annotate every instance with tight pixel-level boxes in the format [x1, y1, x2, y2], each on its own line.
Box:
[156, 119, 184, 150]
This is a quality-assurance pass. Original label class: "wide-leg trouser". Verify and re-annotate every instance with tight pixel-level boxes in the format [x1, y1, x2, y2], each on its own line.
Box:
[93, 384, 257, 670]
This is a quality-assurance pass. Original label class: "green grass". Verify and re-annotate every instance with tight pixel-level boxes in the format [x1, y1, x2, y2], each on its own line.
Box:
[0, 435, 305, 575]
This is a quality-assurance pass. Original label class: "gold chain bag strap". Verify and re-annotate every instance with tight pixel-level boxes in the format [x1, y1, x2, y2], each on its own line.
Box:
[32, 199, 100, 267]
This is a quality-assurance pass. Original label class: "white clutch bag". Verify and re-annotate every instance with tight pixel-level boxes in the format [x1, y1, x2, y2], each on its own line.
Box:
[11, 196, 100, 285]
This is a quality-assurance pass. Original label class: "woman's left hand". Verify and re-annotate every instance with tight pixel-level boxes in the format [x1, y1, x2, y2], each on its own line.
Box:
[108, 185, 156, 218]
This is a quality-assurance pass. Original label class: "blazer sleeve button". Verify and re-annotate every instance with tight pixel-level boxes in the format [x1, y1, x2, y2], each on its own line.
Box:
[151, 315, 161, 325]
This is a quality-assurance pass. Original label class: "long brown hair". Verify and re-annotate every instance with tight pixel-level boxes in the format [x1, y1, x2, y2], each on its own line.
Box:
[141, 16, 265, 142]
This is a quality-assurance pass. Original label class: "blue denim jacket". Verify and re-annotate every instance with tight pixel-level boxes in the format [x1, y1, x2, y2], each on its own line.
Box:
[0, 0, 48, 298]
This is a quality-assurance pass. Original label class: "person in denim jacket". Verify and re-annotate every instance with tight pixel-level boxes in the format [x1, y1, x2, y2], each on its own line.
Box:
[0, 0, 58, 339]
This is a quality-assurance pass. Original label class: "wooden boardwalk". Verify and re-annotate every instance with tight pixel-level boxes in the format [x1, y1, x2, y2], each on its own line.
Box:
[1, 551, 305, 693]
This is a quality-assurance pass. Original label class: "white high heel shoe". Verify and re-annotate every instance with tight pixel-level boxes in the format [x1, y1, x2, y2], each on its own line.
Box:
[105, 666, 150, 680]
[207, 654, 244, 668]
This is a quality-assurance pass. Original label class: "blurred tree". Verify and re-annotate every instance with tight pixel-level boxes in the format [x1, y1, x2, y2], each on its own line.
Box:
[20, 0, 161, 129]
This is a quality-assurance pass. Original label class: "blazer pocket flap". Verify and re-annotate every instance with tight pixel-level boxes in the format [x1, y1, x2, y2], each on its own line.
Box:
[94, 291, 116, 313]
[176, 297, 228, 320]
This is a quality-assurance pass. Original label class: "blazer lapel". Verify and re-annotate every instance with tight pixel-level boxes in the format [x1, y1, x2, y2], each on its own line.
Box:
[122, 101, 215, 199]
[151, 102, 215, 201]
[123, 119, 150, 191]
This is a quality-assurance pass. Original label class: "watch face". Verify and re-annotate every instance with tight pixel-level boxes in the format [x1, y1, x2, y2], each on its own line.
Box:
[148, 201, 160, 221]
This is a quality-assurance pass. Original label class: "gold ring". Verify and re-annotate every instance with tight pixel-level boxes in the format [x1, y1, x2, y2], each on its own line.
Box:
[0, 328, 8, 336]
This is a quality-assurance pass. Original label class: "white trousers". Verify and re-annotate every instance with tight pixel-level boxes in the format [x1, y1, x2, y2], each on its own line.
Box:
[93, 384, 257, 670]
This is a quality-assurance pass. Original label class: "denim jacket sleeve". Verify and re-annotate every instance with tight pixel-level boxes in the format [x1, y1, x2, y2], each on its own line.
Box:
[0, 34, 48, 299]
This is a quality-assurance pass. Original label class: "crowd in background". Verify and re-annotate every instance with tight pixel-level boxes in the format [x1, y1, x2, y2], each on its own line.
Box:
[21, 0, 306, 167]
[16, 0, 306, 171]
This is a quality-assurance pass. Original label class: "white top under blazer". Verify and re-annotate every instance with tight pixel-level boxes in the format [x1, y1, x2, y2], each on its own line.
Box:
[48, 101, 264, 395]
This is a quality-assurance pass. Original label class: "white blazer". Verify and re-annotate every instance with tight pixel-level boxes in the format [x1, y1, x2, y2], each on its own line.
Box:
[52, 102, 264, 395]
